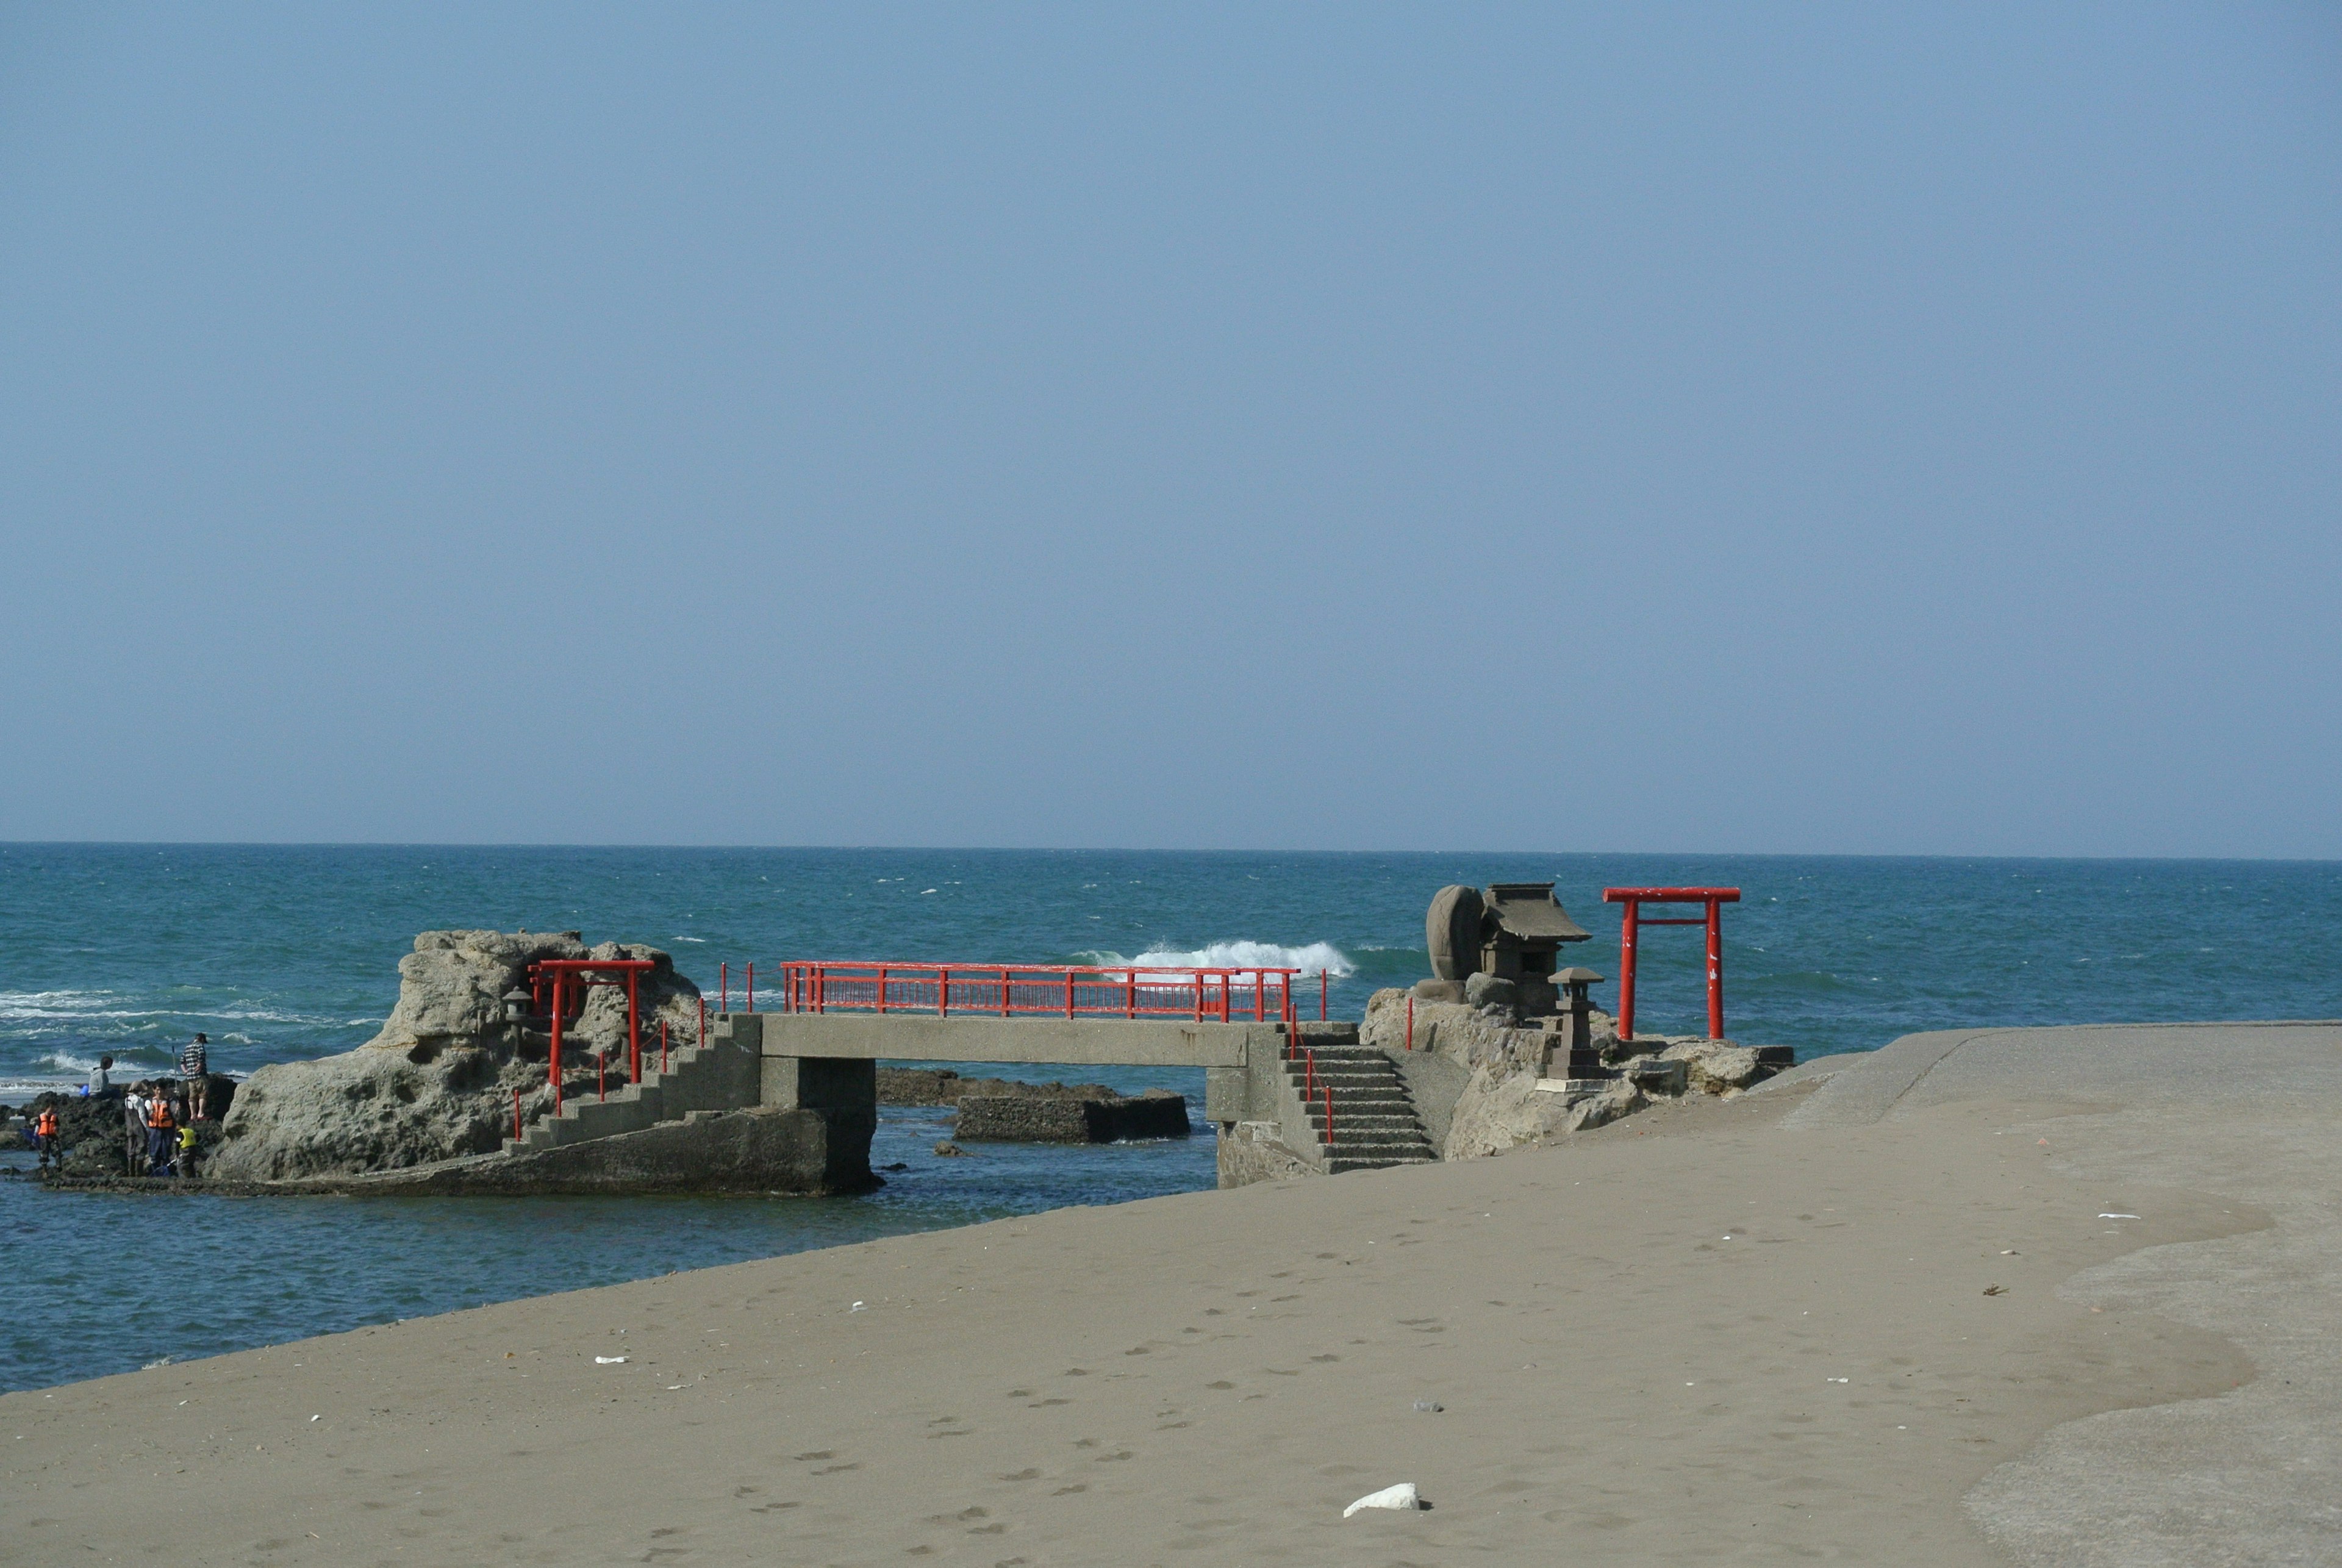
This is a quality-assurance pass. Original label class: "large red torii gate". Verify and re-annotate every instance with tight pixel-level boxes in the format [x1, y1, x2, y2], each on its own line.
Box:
[1602, 887, 1740, 1042]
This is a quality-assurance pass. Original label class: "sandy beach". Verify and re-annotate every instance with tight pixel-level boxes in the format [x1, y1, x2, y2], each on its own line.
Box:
[8, 1021, 2336, 1566]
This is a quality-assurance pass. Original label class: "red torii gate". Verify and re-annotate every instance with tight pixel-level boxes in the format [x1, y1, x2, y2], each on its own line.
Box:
[529, 957, 654, 1114]
[1602, 887, 1740, 1042]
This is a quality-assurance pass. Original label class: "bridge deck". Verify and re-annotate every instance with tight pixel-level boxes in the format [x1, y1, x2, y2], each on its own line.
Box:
[740, 1011, 1270, 1068]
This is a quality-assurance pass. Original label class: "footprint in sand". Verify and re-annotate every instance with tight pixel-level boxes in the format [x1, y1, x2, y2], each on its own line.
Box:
[998, 1469, 1041, 1481]
[1027, 1397, 1070, 1408]
[1206, 1381, 1235, 1390]
[793, 1450, 834, 1461]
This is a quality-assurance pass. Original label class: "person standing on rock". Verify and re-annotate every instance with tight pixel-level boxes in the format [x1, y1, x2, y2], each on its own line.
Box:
[31, 1104, 60, 1172]
[144, 1091, 176, 1176]
[123, 1083, 148, 1174]
[179, 1034, 209, 1122]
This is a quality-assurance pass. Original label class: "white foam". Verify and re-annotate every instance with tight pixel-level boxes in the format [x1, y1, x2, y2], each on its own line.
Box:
[1075, 941, 1355, 978]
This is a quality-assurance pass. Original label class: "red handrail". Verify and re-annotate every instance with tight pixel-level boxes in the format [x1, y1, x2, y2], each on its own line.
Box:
[771, 961, 1303, 1024]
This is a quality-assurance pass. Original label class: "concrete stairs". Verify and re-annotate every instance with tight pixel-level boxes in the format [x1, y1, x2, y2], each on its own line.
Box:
[1281, 1025, 1438, 1174]
[501, 1031, 750, 1155]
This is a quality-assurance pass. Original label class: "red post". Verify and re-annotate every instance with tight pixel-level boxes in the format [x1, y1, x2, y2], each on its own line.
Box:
[876, 966, 887, 1015]
[1000, 967, 1011, 1017]
[628, 972, 641, 1084]
[720, 962, 728, 1015]
[1219, 975, 1230, 1023]
[1065, 967, 1075, 1018]
[1126, 969, 1136, 1018]
[550, 973, 564, 1117]
[1706, 896, 1725, 1039]
[1405, 992, 1414, 1051]
[1320, 970, 1328, 1021]
[1617, 899, 1639, 1043]
[746, 962, 755, 1013]
[939, 966, 950, 1017]
[1193, 974, 1203, 1022]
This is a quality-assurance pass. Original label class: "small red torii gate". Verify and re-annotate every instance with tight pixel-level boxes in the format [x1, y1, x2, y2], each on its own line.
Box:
[529, 957, 654, 1114]
[1602, 887, 1740, 1042]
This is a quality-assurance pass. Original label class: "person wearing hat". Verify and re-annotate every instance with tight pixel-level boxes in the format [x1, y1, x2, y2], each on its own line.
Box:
[179, 1033, 210, 1122]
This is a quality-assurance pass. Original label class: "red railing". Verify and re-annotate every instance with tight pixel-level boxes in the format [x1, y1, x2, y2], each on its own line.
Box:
[774, 961, 1303, 1025]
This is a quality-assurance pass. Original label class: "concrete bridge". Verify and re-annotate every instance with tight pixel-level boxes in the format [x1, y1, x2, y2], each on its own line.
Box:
[490, 961, 1438, 1191]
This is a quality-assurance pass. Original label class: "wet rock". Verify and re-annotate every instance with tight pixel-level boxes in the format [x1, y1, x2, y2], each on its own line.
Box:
[933, 1141, 969, 1158]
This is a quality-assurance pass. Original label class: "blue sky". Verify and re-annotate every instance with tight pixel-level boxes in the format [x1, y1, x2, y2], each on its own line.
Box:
[2, 4, 2336, 854]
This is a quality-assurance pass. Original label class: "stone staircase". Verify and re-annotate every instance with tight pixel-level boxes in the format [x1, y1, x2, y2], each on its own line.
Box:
[503, 1026, 759, 1155]
[1282, 1025, 1438, 1173]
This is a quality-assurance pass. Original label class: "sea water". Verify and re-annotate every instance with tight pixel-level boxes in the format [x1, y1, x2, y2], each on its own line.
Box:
[3, 845, 2335, 1391]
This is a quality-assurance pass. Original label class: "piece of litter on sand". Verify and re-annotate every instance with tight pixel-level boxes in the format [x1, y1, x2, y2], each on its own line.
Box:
[1411, 1400, 1442, 1413]
[2000, 1250, 2019, 1256]
[850, 1301, 867, 1312]
[2098, 1213, 2140, 1220]
[595, 1356, 628, 1365]
[1344, 1483, 1423, 1517]
[1982, 1285, 2007, 1297]
[309, 1414, 320, 1422]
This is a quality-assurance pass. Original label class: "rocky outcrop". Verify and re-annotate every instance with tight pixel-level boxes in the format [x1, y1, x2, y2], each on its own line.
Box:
[209, 931, 703, 1181]
[1360, 987, 1772, 1159]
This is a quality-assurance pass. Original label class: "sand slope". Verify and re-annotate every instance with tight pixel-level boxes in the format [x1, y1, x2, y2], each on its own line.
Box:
[7, 1022, 2336, 1566]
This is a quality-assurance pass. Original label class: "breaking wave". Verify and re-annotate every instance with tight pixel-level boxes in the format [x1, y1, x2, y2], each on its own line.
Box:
[1073, 940, 1355, 978]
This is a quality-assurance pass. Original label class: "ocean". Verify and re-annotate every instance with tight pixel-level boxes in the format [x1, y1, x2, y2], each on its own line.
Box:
[4, 844, 2335, 1392]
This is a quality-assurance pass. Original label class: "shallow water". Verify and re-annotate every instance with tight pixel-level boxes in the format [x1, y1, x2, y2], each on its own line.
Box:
[2, 845, 2335, 1391]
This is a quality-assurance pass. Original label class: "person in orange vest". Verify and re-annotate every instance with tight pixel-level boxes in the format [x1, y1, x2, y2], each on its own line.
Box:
[145, 1092, 177, 1177]
[31, 1105, 62, 1173]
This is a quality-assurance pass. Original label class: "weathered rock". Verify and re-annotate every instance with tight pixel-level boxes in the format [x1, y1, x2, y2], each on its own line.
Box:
[1442, 1064, 1581, 1158]
[1463, 973, 1517, 1012]
[1410, 979, 1464, 1003]
[1425, 886, 1484, 981]
[1660, 1039, 1764, 1095]
[1553, 1076, 1647, 1133]
[1362, 991, 1546, 1078]
[1627, 1056, 1689, 1095]
[210, 931, 703, 1181]
[1364, 989, 1658, 1156]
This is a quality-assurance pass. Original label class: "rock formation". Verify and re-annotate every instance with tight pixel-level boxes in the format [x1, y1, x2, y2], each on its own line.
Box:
[1359, 986, 1772, 1159]
[209, 931, 703, 1181]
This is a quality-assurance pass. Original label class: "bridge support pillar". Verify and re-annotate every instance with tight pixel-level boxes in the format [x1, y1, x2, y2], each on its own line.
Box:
[712, 1014, 879, 1192]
